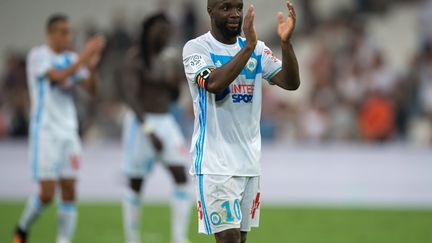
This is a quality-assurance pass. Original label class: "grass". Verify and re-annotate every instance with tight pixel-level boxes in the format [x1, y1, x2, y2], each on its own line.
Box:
[1, 202, 432, 243]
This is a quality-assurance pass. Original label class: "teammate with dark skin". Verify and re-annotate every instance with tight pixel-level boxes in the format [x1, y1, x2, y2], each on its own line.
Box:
[122, 15, 188, 194]
[205, 0, 300, 242]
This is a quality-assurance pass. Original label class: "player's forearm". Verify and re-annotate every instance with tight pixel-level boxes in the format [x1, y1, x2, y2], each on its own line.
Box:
[206, 44, 256, 93]
[82, 70, 98, 96]
[279, 41, 300, 90]
[47, 58, 85, 84]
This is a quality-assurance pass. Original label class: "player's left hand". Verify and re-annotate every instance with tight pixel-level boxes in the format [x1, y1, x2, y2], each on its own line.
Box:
[86, 34, 106, 70]
[277, 1, 296, 43]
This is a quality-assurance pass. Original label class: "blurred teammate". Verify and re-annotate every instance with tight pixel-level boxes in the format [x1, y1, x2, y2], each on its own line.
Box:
[182, 0, 300, 242]
[121, 13, 192, 243]
[13, 14, 105, 243]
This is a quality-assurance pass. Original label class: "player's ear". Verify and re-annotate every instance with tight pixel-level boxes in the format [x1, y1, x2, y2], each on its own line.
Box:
[207, 7, 212, 16]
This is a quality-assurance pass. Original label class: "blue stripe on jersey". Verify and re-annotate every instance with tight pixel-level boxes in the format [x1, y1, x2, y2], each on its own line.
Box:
[238, 37, 246, 48]
[53, 54, 79, 82]
[194, 86, 211, 234]
[210, 53, 262, 80]
[194, 86, 207, 174]
[31, 78, 45, 180]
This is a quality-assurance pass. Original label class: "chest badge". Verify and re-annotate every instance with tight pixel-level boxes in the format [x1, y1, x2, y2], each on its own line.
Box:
[246, 57, 257, 72]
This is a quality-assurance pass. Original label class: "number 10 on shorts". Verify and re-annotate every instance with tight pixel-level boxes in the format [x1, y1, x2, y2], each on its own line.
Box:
[211, 199, 242, 225]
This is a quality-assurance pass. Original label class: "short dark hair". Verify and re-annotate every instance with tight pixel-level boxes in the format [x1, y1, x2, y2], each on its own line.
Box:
[46, 14, 68, 32]
[139, 13, 170, 67]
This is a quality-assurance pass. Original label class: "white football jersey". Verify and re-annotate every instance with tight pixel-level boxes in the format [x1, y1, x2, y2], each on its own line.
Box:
[183, 32, 282, 176]
[27, 45, 89, 137]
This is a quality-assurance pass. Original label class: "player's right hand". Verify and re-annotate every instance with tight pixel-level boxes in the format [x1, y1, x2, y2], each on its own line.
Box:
[79, 34, 106, 62]
[243, 5, 257, 48]
[149, 132, 163, 152]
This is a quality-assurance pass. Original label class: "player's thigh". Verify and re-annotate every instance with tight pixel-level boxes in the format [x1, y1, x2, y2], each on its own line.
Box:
[240, 176, 261, 232]
[195, 175, 246, 235]
[122, 114, 155, 177]
[30, 133, 62, 181]
[59, 134, 81, 180]
[214, 228, 241, 243]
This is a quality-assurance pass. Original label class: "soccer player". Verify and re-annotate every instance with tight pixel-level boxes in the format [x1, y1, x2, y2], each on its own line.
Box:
[13, 14, 105, 243]
[121, 13, 192, 243]
[182, 0, 300, 242]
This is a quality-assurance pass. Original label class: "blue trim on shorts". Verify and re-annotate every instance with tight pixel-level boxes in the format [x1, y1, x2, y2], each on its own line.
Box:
[31, 78, 45, 180]
[198, 175, 212, 234]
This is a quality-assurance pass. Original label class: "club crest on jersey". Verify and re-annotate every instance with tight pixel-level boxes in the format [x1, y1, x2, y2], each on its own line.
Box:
[246, 57, 257, 72]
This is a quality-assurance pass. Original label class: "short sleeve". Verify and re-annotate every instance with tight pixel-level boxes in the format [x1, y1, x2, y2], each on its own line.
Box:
[262, 44, 282, 82]
[27, 48, 51, 79]
[183, 41, 215, 84]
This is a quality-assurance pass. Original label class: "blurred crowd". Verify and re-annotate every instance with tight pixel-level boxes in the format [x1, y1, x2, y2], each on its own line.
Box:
[0, 0, 431, 145]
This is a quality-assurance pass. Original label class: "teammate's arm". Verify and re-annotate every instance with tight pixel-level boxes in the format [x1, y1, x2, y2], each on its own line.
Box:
[46, 35, 104, 85]
[270, 1, 300, 90]
[203, 5, 257, 93]
[122, 54, 164, 151]
[79, 44, 105, 96]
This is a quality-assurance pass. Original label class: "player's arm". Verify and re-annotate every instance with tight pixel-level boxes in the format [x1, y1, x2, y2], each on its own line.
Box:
[202, 5, 258, 94]
[79, 45, 105, 96]
[270, 1, 300, 91]
[47, 35, 104, 85]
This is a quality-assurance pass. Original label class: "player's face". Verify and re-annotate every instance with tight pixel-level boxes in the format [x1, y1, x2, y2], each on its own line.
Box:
[149, 21, 171, 52]
[211, 0, 244, 39]
[48, 21, 73, 51]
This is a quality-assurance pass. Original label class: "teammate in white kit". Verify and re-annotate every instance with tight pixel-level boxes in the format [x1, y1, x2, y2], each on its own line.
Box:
[121, 13, 192, 243]
[13, 14, 105, 243]
[182, 1, 300, 242]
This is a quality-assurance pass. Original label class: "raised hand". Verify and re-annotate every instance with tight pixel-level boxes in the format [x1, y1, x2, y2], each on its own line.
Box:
[80, 34, 106, 62]
[277, 1, 296, 43]
[243, 5, 257, 48]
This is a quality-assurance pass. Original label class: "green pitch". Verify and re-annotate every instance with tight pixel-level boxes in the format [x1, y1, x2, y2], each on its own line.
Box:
[1, 202, 432, 243]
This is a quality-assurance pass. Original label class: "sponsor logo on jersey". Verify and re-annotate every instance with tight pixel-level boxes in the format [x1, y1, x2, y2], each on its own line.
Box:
[231, 83, 254, 103]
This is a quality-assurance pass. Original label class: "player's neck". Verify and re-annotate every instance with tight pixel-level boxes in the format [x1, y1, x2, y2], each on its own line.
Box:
[210, 29, 237, 45]
[47, 42, 63, 53]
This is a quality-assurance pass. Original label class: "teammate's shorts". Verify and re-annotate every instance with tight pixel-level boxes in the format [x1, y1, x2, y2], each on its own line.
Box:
[29, 131, 81, 181]
[122, 112, 189, 177]
[195, 175, 261, 235]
